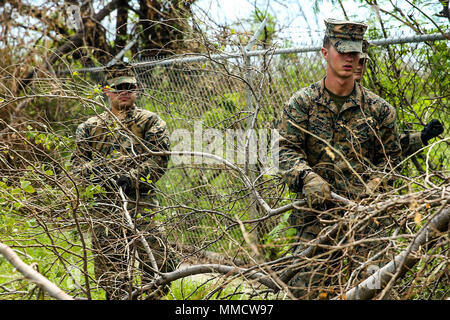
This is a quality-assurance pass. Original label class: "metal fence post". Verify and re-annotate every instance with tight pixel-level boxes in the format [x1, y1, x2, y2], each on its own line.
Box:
[243, 18, 268, 251]
[243, 17, 267, 176]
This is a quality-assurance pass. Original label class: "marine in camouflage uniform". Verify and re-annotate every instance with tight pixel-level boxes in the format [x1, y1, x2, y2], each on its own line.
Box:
[275, 19, 403, 298]
[71, 63, 177, 299]
[278, 79, 402, 198]
[355, 40, 444, 158]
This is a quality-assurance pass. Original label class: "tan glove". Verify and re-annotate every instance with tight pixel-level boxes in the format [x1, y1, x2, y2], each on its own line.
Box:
[364, 177, 381, 196]
[303, 171, 332, 207]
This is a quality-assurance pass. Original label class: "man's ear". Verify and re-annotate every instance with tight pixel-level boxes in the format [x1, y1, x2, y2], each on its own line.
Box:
[103, 85, 112, 96]
[321, 47, 328, 61]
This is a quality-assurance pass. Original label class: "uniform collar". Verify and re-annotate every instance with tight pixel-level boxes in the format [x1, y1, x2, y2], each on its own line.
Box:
[103, 104, 137, 122]
[314, 78, 364, 113]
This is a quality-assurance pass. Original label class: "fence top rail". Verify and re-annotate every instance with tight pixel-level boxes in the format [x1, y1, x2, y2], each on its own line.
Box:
[65, 32, 448, 74]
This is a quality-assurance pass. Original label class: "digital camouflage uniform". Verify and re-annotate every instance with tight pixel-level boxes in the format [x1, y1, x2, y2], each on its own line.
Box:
[324, 18, 367, 53]
[278, 78, 403, 252]
[400, 131, 423, 157]
[276, 19, 403, 298]
[72, 64, 177, 299]
[278, 78, 402, 199]
[360, 39, 370, 60]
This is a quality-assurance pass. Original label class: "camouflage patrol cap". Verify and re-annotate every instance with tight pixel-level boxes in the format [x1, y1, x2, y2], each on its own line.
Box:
[104, 62, 137, 87]
[360, 39, 370, 59]
[324, 18, 368, 53]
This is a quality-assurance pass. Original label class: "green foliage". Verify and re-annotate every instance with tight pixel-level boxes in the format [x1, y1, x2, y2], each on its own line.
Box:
[0, 223, 104, 300]
[166, 275, 266, 300]
[251, 9, 277, 46]
[263, 211, 297, 260]
[201, 92, 245, 128]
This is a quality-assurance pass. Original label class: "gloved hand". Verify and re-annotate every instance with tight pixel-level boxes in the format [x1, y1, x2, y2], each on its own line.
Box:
[421, 119, 444, 145]
[116, 175, 133, 195]
[364, 177, 381, 196]
[303, 171, 331, 207]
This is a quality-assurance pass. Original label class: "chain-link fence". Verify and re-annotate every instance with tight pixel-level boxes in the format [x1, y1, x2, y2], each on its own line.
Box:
[74, 31, 449, 261]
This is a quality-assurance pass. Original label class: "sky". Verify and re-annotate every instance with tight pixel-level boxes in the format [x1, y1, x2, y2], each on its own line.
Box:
[192, 0, 340, 44]
[9, 0, 446, 51]
[192, 0, 446, 46]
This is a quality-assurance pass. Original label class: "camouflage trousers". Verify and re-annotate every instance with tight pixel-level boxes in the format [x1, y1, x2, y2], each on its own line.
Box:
[287, 200, 389, 299]
[287, 205, 342, 299]
[90, 193, 177, 300]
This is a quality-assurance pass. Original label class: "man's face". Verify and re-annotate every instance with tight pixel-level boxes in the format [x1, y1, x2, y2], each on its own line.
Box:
[104, 83, 137, 111]
[322, 44, 360, 79]
[354, 57, 367, 82]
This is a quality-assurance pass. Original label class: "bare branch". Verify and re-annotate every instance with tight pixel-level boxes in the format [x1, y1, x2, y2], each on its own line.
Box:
[340, 205, 449, 300]
[0, 242, 74, 300]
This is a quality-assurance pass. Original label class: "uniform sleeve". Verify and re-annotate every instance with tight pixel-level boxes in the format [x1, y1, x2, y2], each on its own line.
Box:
[275, 95, 312, 192]
[400, 132, 423, 158]
[129, 115, 170, 187]
[373, 104, 402, 173]
[71, 122, 96, 179]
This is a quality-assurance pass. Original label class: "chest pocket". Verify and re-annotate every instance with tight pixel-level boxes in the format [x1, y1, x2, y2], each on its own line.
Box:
[355, 122, 371, 142]
[308, 114, 333, 141]
[98, 125, 137, 156]
[307, 112, 334, 166]
[349, 120, 375, 161]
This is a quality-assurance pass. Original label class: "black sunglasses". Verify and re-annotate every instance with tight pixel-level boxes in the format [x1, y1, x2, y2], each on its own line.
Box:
[111, 83, 138, 92]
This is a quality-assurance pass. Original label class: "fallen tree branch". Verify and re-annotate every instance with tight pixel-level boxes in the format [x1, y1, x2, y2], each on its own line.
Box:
[121, 188, 449, 299]
[252, 188, 448, 292]
[123, 209, 346, 299]
[338, 205, 449, 300]
[180, 244, 247, 267]
[123, 263, 274, 300]
[0, 242, 74, 300]
[118, 187, 159, 273]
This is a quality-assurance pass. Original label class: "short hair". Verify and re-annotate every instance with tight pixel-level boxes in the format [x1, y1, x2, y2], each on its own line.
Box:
[323, 35, 331, 49]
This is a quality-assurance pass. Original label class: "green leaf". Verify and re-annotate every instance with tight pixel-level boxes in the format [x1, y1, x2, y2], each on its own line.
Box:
[21, 180, 35, 193]
[23, 185, 35, 193]
[285, 228, 297, 237]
